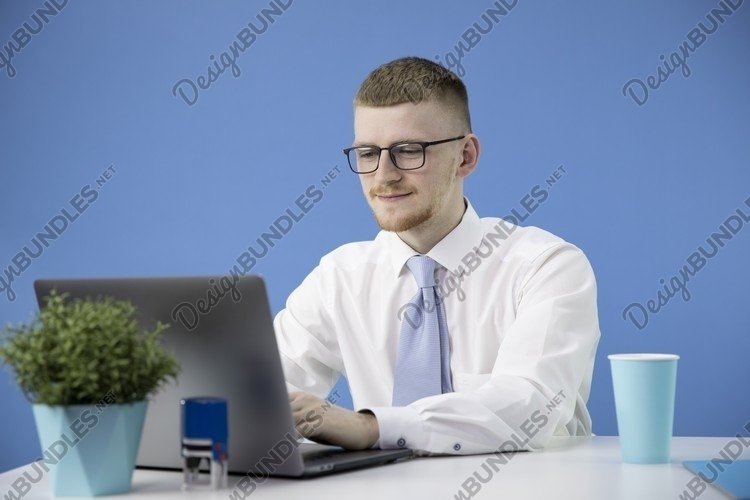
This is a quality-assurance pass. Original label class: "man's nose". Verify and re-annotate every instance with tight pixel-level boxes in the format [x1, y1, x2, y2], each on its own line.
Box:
[372, 149, 402, 183]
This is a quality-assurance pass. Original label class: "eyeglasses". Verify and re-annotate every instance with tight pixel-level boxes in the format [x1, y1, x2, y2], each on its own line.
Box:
[343, 135, 466, 174]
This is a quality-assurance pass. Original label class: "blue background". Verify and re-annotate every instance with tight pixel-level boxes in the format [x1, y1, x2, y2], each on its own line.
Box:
[1, 0, 748, 473]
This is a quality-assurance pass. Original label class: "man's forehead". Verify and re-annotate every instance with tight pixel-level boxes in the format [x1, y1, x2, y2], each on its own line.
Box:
[353, 101, 452, 144]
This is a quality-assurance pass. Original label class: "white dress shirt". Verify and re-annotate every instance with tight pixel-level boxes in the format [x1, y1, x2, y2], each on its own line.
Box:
[273, 198, 600, 455]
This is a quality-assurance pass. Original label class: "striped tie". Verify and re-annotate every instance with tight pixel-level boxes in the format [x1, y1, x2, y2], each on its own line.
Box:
[392, 255, 453, 406]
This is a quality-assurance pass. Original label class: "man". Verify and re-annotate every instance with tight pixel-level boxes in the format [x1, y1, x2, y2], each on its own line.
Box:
[274, 56, 600, 455]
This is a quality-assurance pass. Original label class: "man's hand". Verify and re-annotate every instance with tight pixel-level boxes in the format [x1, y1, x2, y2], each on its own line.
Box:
[289, 391, 379, 450]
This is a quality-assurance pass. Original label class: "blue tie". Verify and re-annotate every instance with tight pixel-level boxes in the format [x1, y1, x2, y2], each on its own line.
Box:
[392, 255, 453, 406]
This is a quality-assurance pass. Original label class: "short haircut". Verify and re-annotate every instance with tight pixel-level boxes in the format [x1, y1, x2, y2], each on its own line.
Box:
[354, 56, 472, 133]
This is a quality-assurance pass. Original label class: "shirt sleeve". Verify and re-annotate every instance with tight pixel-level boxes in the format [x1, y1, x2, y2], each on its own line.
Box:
[273, 261, 343, 400]
[361, 242, 601, 455]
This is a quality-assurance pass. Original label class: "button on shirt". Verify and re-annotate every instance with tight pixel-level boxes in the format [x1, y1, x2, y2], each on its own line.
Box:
[273, 198, 601, 455]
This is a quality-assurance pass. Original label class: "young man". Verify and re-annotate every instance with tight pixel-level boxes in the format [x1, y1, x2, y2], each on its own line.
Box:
[274, 56, 600, 455]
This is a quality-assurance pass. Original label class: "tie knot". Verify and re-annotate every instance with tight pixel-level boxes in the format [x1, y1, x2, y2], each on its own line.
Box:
[406, 255, 437, 288]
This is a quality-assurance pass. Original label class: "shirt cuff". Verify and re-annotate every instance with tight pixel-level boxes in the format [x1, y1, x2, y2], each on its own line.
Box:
[359, 405, 422, 450]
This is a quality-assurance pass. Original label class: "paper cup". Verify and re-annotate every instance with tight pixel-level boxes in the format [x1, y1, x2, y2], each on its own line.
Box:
[608, 353, 679, 464]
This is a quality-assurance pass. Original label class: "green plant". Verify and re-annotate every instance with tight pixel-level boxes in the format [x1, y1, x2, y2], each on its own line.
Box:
[0, 290, 180, 405]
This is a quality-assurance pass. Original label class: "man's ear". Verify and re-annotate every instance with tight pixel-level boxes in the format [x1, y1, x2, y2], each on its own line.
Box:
[457, 134, 480, 178]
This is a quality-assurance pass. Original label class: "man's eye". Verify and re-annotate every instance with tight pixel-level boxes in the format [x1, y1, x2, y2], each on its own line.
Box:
[395, 146, 422, 155]
[357, 150, 378, 159]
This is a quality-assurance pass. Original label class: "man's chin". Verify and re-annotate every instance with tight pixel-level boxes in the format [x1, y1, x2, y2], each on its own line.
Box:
[374, 209, 431, 233]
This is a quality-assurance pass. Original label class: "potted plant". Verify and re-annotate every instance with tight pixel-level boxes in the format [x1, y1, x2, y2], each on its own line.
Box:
[0, 290, 179, 496]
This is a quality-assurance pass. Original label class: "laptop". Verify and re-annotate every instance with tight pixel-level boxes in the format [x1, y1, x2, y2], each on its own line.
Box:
[34, 276, 413, 477]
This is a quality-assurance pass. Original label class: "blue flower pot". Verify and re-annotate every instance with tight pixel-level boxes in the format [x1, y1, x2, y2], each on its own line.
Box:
[31, 400, 148, 496]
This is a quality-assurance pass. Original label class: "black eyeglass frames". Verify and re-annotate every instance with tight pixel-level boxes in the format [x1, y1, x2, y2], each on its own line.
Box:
[343, 135, 466, 174]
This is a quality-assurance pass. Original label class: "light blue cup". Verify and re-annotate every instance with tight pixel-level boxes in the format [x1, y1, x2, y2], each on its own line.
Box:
[608, 353, 679, 464]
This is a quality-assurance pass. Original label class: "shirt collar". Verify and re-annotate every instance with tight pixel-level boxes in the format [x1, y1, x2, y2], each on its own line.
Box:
[378, 197, 483, 278]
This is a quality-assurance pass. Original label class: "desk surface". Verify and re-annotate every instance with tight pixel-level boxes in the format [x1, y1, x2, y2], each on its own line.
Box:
[2, 437, 743, 500]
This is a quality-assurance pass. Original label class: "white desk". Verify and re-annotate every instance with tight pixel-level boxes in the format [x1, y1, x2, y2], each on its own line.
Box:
[2, 437, 743, 499]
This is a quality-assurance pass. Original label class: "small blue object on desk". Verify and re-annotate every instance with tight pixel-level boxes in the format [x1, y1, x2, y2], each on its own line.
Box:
[180, 397, 229, 490]
[682, 460, 750, 499]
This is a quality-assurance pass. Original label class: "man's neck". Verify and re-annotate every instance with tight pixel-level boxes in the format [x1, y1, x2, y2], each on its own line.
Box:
[397, 197, 467, 255]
